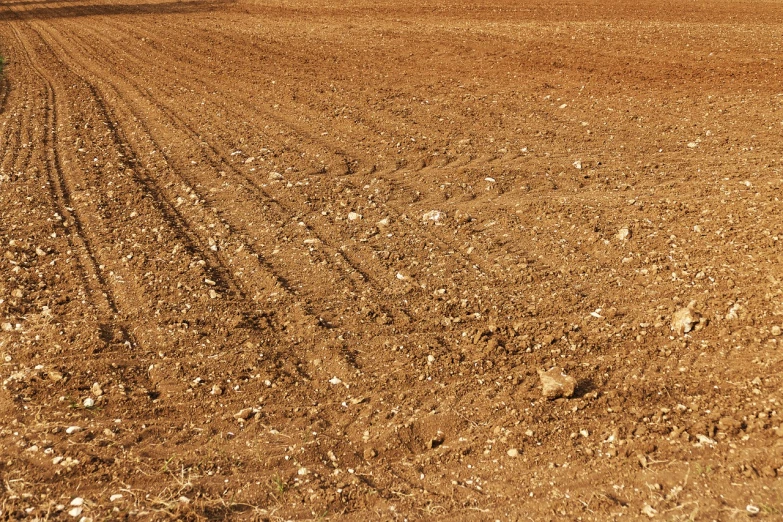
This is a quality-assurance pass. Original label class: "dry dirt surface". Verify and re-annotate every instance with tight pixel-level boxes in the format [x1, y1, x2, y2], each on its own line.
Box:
[1, 0, 783, 519]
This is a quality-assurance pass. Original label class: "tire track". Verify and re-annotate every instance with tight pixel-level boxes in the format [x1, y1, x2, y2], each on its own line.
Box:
[28, 21, 249, 304]
[26, 17, 340, 337]
[8, 22, 140, 349]
[61, 18, 489, 295]
[39, 17, 406, 325]
[86, 16, 523, 294]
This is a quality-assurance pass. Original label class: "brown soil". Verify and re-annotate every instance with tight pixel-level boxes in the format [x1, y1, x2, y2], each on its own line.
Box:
[1, 0, 783, 519]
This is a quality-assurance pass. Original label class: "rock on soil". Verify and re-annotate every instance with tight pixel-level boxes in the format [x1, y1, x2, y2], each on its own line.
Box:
[538, 367, 577, 400]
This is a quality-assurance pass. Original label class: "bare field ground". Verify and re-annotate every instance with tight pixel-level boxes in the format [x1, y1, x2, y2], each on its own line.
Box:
[1, 0, 783, 519]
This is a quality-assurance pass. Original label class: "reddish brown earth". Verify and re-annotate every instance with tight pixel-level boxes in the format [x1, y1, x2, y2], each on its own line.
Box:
[1, 0, 783, 519]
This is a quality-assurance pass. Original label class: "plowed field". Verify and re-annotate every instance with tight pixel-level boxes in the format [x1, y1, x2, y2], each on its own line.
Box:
[2, 0, 783, 519]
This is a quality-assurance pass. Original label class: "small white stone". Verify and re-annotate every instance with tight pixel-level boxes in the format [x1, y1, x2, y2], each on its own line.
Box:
[507, 448, 520, 458]
[616, 227, 631, 241]
[687, 142, 698, 148]
[347, 212, 362, 221]
[109, 494, 123, 502]
[298, 467, 309, 475]
[641, 504, 658, 518]
[427, 355, 436, 364]
[268, 172, 283, 180]
[671, 303, 700, 335]
[91, 383, 103, 396]
[67, 507, 82, 518]
[178, 496, 191, 504]
[573, 160, 582, 170]
[83, 398, 95, 408]
[422, 210, 443, 222]
[771, 325, 781, 336]
[65, 426, 81, 435]
[329, 377, 343, 385]
[70, 498, 84, 507]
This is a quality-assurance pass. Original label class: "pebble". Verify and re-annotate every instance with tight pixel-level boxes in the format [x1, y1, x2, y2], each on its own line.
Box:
[641, 504, 658, 518]
[507, 448, 520, 458]
[671, 303, 699, 335]
[83, 398, 95, 408]
[70, 498, 84, 507]
[363, 447, 378, 459]
[211, 384, 223, 395]
[109, 494, 123, 502]
[772, 325, 781, 336]
[687, 142, 698, 148]
[68, 507, 82, 518]
[65, 426, 82, 435]
[616, 227, 631, 241]
[268, 172, 283, 180]
[538, 367, 577, 400]
[347, 212, 362, 221]
[422, 210, 443, 222]
[234, 408, 254, 421]
[90, 383, 103, 396]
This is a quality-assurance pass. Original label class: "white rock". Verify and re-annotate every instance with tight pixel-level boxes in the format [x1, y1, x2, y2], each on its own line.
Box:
[91, 383, 103, 396]
[422, 210, 443, 222]
[772, 325, 781, 336]
[233, 408, 254, 421]
[725, 303, 741, 321]
[67, 507, 82, 518]
[687, 142, 698, 148]
[329, 377, 343, 385]
[641, 504, 658, 518]
[70, 498, 84, 507]
[538, 367, 577, 400]
[109, 494, 123, 502]
[347, 212, 362, 221]
[83, 398, 95, 408]
[506, 448, 520, 457]
[671, 303, 699, 335]
[298, 467, 309, 475]
[616, 227, 631, 241]
[573, 160, 582, 170]
[211, 384, 223, 395]
[65, 426, 82, 435]
[268, 172, 283, 180]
